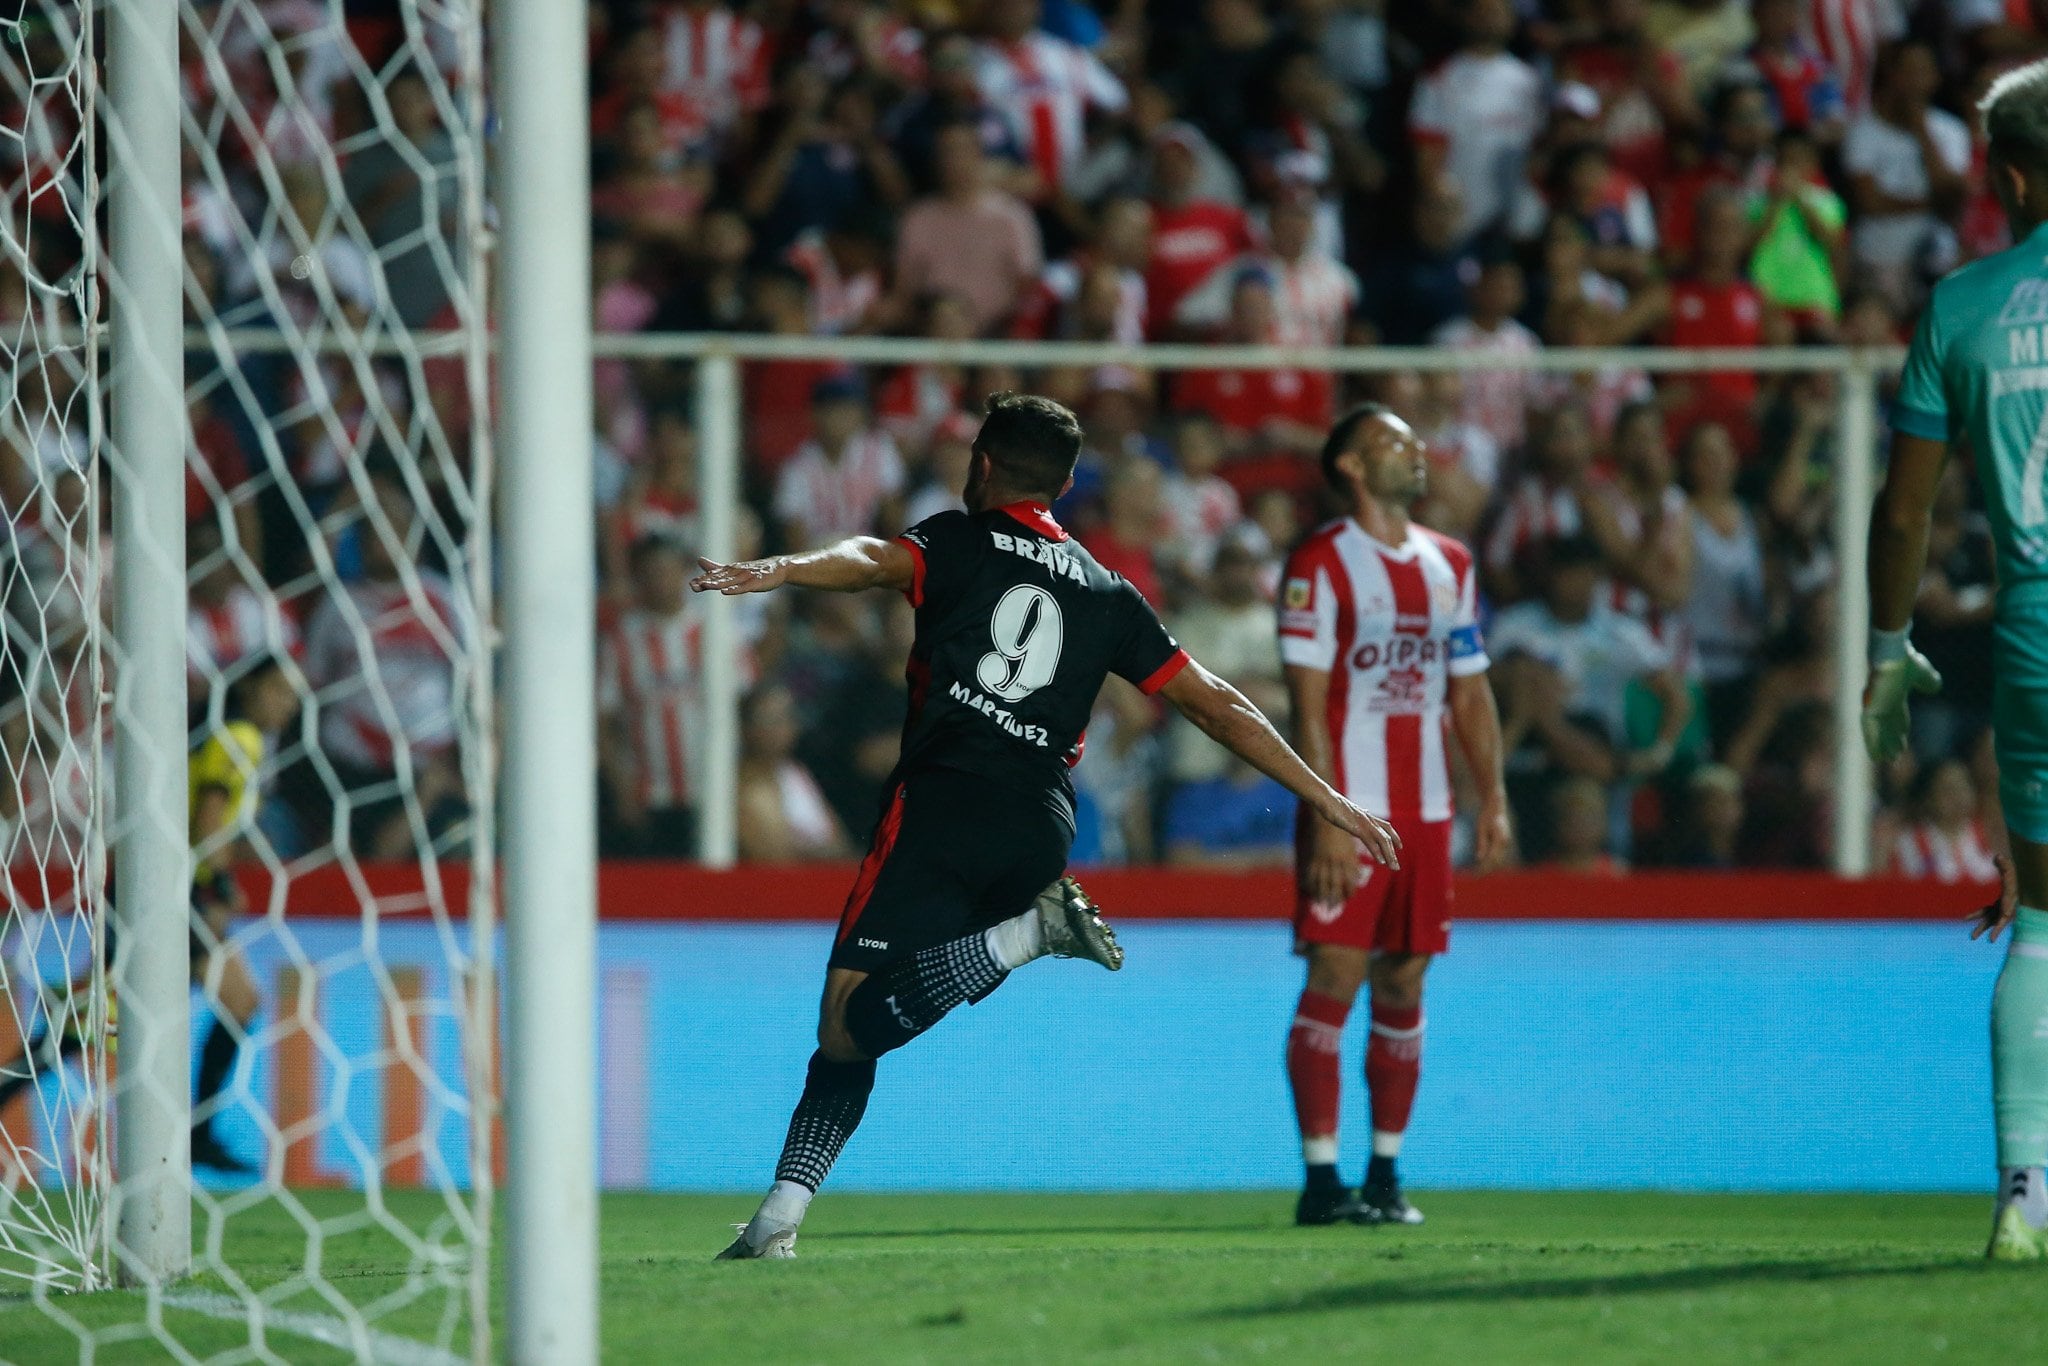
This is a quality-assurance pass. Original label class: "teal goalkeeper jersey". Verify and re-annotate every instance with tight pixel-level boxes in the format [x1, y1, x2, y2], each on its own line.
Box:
[1895, 219, 2048, 611]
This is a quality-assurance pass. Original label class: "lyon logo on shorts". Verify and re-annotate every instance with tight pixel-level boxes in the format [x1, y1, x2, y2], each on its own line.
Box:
[1307, 900, 1345, 924]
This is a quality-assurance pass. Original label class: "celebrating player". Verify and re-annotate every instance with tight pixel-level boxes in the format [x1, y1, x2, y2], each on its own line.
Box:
[1279, 403, 1511, 1227]
[695, 392, 1402, 1260]
[1864, 59, 2048, 1260]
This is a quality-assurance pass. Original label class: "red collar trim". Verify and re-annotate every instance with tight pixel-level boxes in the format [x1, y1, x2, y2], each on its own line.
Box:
[998, 501, 1068, 541]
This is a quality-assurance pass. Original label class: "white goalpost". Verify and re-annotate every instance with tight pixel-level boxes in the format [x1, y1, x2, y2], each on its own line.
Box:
[2, 1, 599, 1361]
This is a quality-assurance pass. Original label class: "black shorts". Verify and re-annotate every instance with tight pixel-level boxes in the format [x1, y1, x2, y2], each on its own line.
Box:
[828, 767, 1073, 973]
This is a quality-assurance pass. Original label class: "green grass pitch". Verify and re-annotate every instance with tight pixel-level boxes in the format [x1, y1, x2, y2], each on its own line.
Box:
[3, 1190, 2045, 1362]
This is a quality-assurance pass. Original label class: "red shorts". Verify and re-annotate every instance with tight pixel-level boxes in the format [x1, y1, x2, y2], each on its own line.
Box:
[1293, 816, 1453, 956]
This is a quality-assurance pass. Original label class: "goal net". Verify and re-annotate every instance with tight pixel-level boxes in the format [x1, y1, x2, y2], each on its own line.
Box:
[2, 2, 495, 1359]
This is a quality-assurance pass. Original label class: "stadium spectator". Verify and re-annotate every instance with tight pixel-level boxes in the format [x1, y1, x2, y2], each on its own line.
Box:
[972, 0, 1128, 198]
[1903, 463, 1996, 758]
[652, 0, 771, 150]
[1163, 748, 1298, 868]
[1081, 454, 1168, 607]
[772, 373, 906, 548]
[1180, 188, 1356, 346]
[187, 518, 295, 709]
[1725, 586, 1838, 777]
[1171, 269, 1336, 463]
[891, 121, 1043, 336]
[1431, 256, 1542, 453]
[1669, 762, 1747, 868]
[1745, 0, 1846, 139]
[1889, 758, 2001, 881]
[341, 67, 463, 328]
[1492, 536, 1692, 840]
[1158, 412, 1244, 581]
[1360, 171, 1480, 346]
[735, 681, 850, 862]
[1013, 194, 1152, 343]
[1663, 187, 1775, 448]
[1409, 0, 1542, 246]
[1166, 536, 1280, 784]
[599, 536, 706, 858]
[885, 30, 1034, 198]
[594, 100, 710, 256]
[1586, 398, 1693, 627]
[740, 68, 909, 260]
[1842, 39, 1969, 308]
[1484, 402, 1602, 601]
[1070, 678, 1163, 865]
[1541, 773, 1627, 874]
[1554, 0, 1700, 186]
[1747, 127, 1848, 332]
[1146, 122, 1259, 337]
[297, 461, 468, 859]
[1678, 420, 1768, 744]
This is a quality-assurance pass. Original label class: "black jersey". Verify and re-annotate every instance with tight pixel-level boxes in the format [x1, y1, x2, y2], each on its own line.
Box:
[889, 502, 1189, 818]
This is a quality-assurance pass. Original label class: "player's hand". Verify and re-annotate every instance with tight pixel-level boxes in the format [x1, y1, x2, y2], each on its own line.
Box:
[1302, 818, 1363, 906]
[1970, 853, 2020, 943]
[691, 556, 788, 596]
[1472, 794, 1513, 872]
[1317, 794, 1402, 872]
[1860, 646, 1942, 762]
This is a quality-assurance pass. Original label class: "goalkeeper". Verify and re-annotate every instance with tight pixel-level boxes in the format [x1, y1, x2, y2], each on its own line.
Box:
[1866, 57, 2048, 1261]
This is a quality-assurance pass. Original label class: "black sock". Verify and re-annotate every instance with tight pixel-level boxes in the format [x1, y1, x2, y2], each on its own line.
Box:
[1365, 1154, 1398, 1191]
[773, 1050, 878, 1192]
[1305, 1162, 1343, 1192]
[842, 933, 1008, 1059]
[192, 1016, 244, 1137]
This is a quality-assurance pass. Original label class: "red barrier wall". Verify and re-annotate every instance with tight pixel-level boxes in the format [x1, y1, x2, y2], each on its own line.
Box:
[191, 862, 2003, 923]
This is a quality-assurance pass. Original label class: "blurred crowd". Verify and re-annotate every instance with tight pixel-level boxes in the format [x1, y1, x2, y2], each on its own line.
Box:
[0, 0, 2024, 878]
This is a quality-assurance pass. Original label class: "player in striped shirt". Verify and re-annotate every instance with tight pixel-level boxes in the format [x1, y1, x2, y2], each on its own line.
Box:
[1280, 403, 1512, 1227]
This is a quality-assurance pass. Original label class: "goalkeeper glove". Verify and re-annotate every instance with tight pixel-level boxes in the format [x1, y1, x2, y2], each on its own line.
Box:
[1861, 631, 1942, 762]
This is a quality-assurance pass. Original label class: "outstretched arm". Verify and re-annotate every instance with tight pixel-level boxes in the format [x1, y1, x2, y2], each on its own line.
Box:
[1161, 657, 1403, 868]
[690, 536, 916, 597]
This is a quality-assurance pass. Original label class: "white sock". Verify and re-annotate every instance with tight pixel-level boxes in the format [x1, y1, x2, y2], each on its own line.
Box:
[753, 1178, 813, 1235]
[983, 910, 1046, 972]
[1371, 1130, 1404, 1159]
[1302, 1135, 1339, 1166]
[1998, 1166, 2048, 1228]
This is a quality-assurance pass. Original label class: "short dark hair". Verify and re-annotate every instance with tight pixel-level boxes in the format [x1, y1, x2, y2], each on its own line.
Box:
[973, 391, 1084, 498]
[628, 533, 687, 575]
[1543, 534, 1605, 572]
[1319, 401, 1393, 489]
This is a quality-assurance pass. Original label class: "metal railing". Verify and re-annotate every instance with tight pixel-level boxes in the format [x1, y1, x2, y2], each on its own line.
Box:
[175, 330, 1906, 876]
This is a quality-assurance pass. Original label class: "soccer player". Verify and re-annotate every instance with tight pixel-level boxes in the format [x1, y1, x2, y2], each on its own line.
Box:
[1864, 58, 2048, 1260]
[695, 392, 1402, 1260]
[1279, 403, 1512, 1227]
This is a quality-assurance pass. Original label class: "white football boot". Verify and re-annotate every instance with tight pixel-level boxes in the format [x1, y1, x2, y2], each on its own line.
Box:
[1034, 875, 1123, 970]
[716, 1184, 807, 1260]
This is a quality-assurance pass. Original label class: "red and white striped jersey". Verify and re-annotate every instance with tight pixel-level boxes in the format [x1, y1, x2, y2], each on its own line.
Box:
[1279, 520, 1489, 823]
[772, 430, 906, 540]
[1892, 819, 2000, 883]
[973, 33, 1127, 193]
[1806, 0, 1890, 116]
[599, 607, 703, 810]
[189, 585, 300, 684]
[302, 573, 465, 772]
[1273, 251, 1359, 348]
[655, 3, 770, 135]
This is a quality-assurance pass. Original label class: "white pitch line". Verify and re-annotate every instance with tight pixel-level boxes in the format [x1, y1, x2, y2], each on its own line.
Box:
[162, 1291, 465, 1366]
